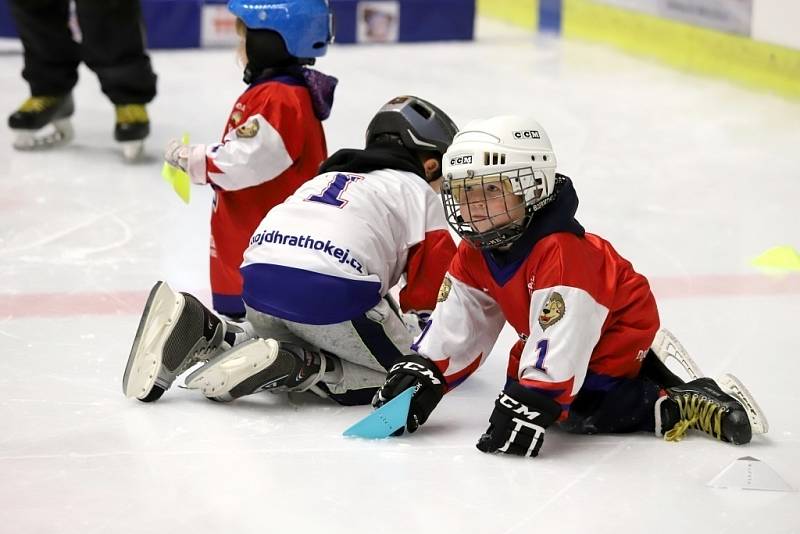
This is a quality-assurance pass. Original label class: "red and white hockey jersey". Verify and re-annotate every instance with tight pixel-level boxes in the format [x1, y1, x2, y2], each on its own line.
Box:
[240, 147, 456, 325]
[414, 178, 660, 418]
[186, 71, 333, 316]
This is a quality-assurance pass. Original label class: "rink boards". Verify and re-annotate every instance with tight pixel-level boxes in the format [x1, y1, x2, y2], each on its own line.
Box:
[0, 0, 475, 48]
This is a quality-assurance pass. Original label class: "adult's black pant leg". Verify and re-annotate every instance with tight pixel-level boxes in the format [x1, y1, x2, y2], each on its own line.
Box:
[8, 0, 80, 96]
[75, 0, 157, 104]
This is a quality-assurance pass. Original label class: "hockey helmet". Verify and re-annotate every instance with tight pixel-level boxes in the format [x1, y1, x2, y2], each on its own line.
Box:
[365, 95, 458, 158]
[228, 0, 334, 60]
[441, 115, 558, 249]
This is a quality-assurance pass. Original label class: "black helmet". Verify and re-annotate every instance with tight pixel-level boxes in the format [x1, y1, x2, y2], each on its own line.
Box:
[365, 95, 458, 156]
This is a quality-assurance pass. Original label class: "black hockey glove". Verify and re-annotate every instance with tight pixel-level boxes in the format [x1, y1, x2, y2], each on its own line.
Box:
[372, 354, 446, 434]
[476, 382, 562, 458]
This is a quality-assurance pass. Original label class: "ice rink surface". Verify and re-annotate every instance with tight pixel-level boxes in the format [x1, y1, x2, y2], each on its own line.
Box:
[1, 18, 799, 534]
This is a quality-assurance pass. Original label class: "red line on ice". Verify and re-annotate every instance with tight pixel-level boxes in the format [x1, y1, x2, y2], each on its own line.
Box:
[1, 273, 798, 318]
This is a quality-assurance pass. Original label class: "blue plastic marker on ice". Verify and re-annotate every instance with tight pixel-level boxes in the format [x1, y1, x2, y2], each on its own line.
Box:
[342, 387, 414, 439]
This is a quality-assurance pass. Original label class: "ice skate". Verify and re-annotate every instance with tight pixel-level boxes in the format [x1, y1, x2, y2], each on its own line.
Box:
[656, 377, 753, 445]
[123, 281, 226, 402]
[650, 328, 768, 433]
[8, 94, 75, 150]
[650, 328, 703, 380]
[114, 103, 149, 161]
[184, 339, 328, 401]
[718, 373, 769, 434]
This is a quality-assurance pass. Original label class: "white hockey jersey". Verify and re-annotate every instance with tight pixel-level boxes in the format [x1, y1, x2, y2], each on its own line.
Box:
[241, 167, 456, 325]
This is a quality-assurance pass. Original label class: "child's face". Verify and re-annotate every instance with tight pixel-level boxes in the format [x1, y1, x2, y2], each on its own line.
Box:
[235, 18, 247, 65]
[455, 176, 525, 234]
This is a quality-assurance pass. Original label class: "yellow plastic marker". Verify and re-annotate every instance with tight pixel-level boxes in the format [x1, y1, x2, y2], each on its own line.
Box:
[161, 133, 191, 204]
[751, 245, 800, 272]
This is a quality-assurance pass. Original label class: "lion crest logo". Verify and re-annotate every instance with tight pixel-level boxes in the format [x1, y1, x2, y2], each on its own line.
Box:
[538, 292, 565, 330]
[437, 276, 453, 303]
[235, 119, 259, 138]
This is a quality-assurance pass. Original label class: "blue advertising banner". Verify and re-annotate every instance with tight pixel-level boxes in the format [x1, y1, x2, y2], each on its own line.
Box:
[0, 0, 474, 47]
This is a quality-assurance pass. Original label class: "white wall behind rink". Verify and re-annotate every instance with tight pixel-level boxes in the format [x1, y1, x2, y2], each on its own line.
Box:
[752, 0, 800, 49]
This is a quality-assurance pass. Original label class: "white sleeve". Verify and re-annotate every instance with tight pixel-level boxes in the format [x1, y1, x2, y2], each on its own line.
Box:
[413, 275, 506, 387]
[518, 285, 609, 396]
[199, 114, 293, 191]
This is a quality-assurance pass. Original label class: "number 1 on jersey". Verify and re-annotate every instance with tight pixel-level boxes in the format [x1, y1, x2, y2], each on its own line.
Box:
[534, 339, 549, 372]
[306, 173, 362, 208]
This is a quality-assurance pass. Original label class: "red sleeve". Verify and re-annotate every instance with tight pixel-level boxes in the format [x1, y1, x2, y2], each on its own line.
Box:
[398, 229, 457, 313]
[207, 84, 309, 178]
[249, 84, 308, 160]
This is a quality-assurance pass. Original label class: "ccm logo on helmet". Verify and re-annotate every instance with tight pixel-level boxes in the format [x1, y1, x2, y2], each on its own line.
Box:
[513, 130, 541, 140]
[449, 154, 473, 166]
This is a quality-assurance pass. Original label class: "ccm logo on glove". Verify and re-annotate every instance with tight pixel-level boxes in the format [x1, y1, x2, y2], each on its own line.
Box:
[497, 392, 541, 421]
[389, 361, 443, 386]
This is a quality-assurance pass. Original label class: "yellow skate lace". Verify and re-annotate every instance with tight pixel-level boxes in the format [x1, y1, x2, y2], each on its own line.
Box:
[664, 394, 724, 442]
[115, 104, 149, 125]
[19, 96, 61, 113]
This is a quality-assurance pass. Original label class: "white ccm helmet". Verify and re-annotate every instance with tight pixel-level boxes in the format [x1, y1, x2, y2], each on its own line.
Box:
[441, 115, 557, 249]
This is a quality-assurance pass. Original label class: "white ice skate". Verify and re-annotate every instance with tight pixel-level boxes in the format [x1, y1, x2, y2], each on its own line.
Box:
[185, 338, 281, 400]
[185, 338, 328, 401]
[122, 281, 225, 401]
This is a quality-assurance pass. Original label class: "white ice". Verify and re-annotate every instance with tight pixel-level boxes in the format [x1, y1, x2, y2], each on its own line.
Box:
[1, 18, 799, 534]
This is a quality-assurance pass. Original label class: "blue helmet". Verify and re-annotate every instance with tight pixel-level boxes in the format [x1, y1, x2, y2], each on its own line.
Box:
[228, 0, 334, 60]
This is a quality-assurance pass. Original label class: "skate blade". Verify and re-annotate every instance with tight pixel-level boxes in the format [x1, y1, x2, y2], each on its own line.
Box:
[651, 328, 703, 380]
[120, 140, 144, 162]
[184, 338, 280, 399]
[122, 281, 184, 399]
[719, 373, 769, 435]
[12, 118, 74, 150]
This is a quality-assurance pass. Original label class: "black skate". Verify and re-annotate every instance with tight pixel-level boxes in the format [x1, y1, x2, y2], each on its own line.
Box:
[8, 94, 74, 150]
[114, 104, 149, 161]
[656, 377, 752, 445]
[650, 328, 769, 434]
[184, 339, 328, 401]
[122, 281, 225, 402]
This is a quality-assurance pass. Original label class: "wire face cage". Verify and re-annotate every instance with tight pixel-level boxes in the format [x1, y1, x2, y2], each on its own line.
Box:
[442, 166, 548, 249]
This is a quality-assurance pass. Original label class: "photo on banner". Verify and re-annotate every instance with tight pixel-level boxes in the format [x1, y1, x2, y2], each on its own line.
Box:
[357, 1, 400, 43]
[201, 4, 239, 47]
